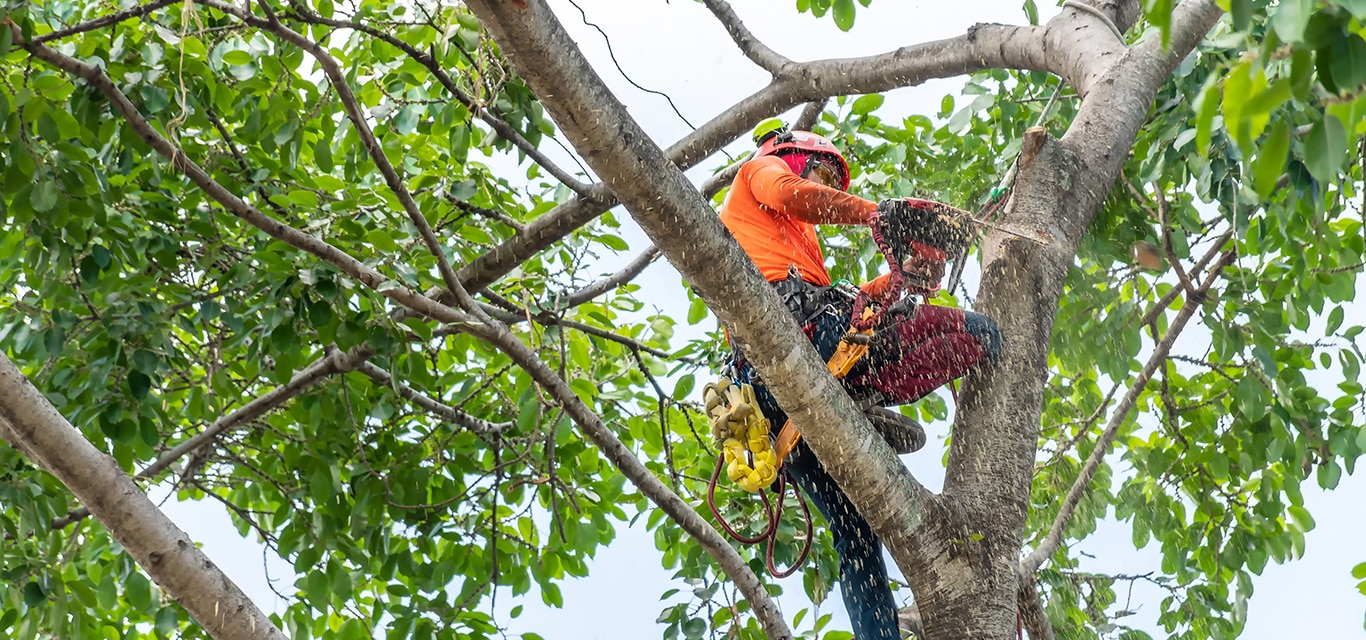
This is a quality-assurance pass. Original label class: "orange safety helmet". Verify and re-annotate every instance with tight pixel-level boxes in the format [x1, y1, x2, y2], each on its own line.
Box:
[753, 128, 851, 191]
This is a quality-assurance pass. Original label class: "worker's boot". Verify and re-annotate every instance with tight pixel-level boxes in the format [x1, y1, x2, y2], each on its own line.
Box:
[863, 405, 926, 455]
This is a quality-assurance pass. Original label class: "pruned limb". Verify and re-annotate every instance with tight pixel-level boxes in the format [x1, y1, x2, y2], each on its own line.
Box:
[0, 353, 286, 640]
[699, 0, 791, 74]
[351, 359, 513, 434]
[1019, 244, 1235, 576]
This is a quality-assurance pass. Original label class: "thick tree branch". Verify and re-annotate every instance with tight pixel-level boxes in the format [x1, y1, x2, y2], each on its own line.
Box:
[1019, 246, 1235, 576]
[0, 353, 286, 640]
[934, 2, 1218, 634]
[699, 0, 790, 74]
[34, 0, 182, 43]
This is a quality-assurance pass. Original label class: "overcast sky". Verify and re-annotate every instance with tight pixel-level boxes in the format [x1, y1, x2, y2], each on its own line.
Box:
[159, 1, 1366, 638]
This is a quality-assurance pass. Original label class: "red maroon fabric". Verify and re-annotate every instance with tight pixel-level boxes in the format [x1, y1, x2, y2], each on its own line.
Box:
[846, 304, 986, 404]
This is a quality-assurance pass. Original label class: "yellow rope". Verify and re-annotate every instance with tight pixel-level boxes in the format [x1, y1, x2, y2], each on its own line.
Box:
[703, 379, 778, 493]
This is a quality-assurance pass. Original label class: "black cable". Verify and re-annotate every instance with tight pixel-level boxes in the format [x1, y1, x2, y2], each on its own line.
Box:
[563, 0, 699, 132]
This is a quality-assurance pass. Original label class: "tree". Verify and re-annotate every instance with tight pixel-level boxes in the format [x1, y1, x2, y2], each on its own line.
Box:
[1, 0, 1363, 638]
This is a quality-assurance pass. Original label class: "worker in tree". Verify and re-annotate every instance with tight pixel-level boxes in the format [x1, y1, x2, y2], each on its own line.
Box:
[718, 121, 1002, 640]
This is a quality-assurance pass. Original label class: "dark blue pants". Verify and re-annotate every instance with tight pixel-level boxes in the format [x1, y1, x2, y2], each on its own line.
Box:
[734, 312, 902, 640]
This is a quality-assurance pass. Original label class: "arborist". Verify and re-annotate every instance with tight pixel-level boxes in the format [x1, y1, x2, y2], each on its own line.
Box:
[714, 120, 1002, 640]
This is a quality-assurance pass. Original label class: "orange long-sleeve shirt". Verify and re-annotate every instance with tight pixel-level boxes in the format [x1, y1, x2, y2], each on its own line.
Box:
[719, 155, 894, 298]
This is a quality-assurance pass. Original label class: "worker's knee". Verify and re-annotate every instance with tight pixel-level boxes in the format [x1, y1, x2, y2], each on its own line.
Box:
[963, 312, 1002, 364]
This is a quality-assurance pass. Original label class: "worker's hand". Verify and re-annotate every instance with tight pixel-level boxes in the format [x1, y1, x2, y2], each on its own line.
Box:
[900, 249, 945, 291]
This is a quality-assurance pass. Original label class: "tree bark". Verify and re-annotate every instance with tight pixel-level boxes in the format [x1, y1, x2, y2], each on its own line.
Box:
[0, 353, 285, 640]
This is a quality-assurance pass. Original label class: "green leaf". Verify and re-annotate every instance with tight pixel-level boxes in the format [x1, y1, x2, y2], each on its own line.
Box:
[687, 296, 709, 325]
[338, 619, 367, 640]
[1023, 0, 1039, 25]
[851, 94, 883, 115]
[1231, 0, 1251, 31]
[22, 582, 45, 607]
[1253, 120, 1291, 199]
[91, 245, 111, 270]
[832, 0, 856, 31]
[672, 373, 694, 401]
[1317, 460, 1342, 489]
[1195, 76, 1221, 157]
[125, 571, 152, 611]
[31, 179, 58, 212]
[366, 228, 400, 253]
[1352, 562, 1366, 580]
[1328, 33, 1366, 91]
[682, 618, 707, 639]
[1288, 505, 1316, 531]
[1291, 48, 1315, 101]
[1236, 376, 1267, 421]
[128, 371, 151, 399]
[1327, 305, 1345, 334]
[1303, 115, 1348, 183]
[131, 349, 159, 374]
[1273, 0, 1314, 43]
[221, 49, 252, 65]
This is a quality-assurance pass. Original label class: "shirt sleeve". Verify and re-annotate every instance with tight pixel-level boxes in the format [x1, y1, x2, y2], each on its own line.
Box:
[745, 156, 877, 226]
[859, 272, 894, 299]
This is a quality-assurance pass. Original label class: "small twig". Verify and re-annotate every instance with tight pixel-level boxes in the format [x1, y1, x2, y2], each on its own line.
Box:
[1153, 182, 1197, 297]
[35, 0, 182, 43]
[352, 359, 512, 434]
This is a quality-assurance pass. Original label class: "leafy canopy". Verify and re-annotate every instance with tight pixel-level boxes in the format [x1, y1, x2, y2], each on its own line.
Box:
[1, 0, 1364, 639]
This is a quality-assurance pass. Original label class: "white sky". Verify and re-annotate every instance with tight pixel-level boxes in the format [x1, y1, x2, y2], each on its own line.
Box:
[159, 1, 1366, 638]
